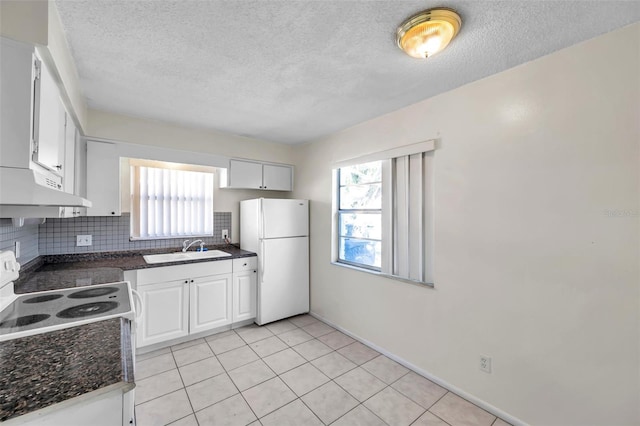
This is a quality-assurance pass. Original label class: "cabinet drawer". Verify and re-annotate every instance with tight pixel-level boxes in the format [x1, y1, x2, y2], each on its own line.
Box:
[233, 257, 257, 272]
[137, 260, 233, 285]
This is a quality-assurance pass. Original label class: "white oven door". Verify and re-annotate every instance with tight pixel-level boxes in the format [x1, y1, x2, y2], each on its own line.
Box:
[13, 389, 127, 426]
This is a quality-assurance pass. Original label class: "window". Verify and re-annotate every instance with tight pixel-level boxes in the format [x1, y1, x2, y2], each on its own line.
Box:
[130, 164, 214, 239]
[332, 141, 435, 285]
[337, 161, 383, 270]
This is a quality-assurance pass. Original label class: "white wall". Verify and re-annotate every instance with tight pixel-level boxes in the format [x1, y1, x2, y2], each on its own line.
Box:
[87, 109, 295, 163]
[0, 1, 48, 46]
[88, 110, 295, 242]
[293, 24, 640, 426]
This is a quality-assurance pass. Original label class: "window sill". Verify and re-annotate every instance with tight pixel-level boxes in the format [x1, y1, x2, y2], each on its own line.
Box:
[330, 261, 434, 289]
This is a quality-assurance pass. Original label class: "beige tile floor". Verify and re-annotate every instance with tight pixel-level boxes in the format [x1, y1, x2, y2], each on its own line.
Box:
[134, 315, 510, 426]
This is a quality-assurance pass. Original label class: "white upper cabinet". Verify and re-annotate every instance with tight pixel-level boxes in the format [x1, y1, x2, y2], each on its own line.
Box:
[57, 114, 82, 218]
[0, 37, 40, 170]
[0, 38, 76, 187]
[63, 112, 77, 195]
[0, 37, 86, 217]
[223, 159, 293, 191]
[262, 163, 293, 191]
[86, 141, 121, 216]
[33, 57, 66, 175]
[228, 159, 263, 189]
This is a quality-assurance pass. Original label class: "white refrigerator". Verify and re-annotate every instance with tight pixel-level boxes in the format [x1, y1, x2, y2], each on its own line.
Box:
[240, 198, 309, 325]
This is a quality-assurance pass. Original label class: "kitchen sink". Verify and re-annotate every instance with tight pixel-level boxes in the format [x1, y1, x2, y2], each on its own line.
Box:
[143, 250, 232, 264]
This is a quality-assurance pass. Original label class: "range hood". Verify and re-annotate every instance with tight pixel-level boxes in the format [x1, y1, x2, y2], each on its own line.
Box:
[0, 167, 91, 208]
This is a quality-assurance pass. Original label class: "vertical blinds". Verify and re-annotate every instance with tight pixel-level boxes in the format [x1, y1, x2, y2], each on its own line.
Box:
[391, 152, 434, 283]
[131, 166, 214, 239]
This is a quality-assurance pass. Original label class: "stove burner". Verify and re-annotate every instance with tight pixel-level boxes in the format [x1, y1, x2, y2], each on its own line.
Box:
[0, 314, 51, 328]
[23, 294, 64, 304]
[56, 302, 119, 319]
[67, 287, 118, 299]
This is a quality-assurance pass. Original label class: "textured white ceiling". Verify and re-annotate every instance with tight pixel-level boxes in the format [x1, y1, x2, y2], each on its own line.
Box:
[55, 1, 640, 144]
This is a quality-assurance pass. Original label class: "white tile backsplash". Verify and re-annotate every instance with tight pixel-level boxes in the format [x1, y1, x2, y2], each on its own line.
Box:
[39, 212, 231, 255]
[0, 219, 39, 263]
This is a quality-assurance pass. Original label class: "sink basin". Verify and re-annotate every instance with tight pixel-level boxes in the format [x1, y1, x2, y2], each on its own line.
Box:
[143, 250, 232, 264]
[183, 250, 232, 260]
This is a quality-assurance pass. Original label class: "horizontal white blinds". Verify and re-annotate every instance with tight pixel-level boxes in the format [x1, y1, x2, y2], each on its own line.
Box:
[131, 166, 213, 239]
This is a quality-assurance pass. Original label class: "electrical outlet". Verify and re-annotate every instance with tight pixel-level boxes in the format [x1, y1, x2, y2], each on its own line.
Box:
[76, 235, 92, 247]
[14, 241, 20, 258]
[480, 355, 492, 373]
[222, 229, 229, 239]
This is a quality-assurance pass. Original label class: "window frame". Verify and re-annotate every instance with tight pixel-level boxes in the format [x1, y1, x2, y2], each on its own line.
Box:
[331, 140, 436, 288]
[336, 164, 383, 271]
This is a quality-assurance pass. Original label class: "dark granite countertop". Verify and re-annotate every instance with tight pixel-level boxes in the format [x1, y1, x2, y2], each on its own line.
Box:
[0, 318, 134, 422]
[14, 267, 124, 294]
[14, 245, 256, 294]
[40, 244, 255, 271]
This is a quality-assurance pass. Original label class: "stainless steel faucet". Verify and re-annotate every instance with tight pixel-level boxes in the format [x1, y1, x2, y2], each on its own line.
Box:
[182, 239, 205, 252]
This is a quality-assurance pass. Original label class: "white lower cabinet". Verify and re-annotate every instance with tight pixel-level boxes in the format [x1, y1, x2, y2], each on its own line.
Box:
[137, 279, 190, 348]
[133, 257, 257, 349]
[232, 258, 257, 323]
[190, 273, 232, 334]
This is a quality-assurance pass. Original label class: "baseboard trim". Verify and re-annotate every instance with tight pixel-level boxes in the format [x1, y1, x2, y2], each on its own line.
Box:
[309, 311, 527, 426]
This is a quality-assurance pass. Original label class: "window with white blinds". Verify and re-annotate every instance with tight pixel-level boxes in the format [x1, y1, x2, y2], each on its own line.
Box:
[130, 165, 214, 239]
[332, 141, 435, 286]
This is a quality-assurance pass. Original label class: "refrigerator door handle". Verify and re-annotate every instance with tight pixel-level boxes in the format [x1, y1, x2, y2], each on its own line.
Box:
[259, 199, 264, 240]
[260, 239, 265, 284]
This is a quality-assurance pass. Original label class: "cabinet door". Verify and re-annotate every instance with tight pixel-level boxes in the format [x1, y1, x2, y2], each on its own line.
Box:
[262, 164, 292, 191]
[232, 270, 257, 323]
[190, 273, 232, 334]
[86, 141, 121, 216]
[58, 207, 73, 218]
[0, 38, 35, 169]
[62, 111, 76, 195]
[137, 279, 189, 348]
[228, 159, 263, 189]
[33, 58, 65, 175]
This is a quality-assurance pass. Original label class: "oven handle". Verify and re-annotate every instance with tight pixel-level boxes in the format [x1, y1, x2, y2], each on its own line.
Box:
[131, 289, 144, 321]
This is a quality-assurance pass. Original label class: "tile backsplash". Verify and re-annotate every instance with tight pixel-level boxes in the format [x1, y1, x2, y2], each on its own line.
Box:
[39, 212, 232, 255]
[0, 219, 39, 264]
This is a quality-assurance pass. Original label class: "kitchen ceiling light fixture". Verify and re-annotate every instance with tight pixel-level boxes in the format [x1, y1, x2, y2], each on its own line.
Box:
[396, 7, 462, 59]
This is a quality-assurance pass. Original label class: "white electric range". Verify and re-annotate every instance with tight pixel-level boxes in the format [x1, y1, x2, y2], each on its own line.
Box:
[0, 281, 135, 341]
[0, 251, 136, 341]
[0, 250, 140, 426]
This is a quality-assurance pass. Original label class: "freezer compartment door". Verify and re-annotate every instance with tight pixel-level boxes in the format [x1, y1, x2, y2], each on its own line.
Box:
[262, 199, 308, 238]
[257, 236, 309, 325]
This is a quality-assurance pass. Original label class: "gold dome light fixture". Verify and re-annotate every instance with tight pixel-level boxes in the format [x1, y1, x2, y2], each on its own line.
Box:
[396, 7, 462, 59]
